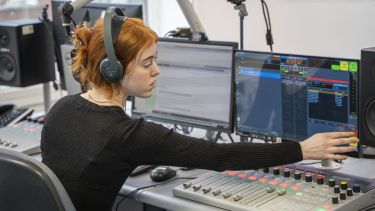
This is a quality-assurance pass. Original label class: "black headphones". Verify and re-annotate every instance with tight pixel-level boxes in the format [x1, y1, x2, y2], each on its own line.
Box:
[99, 7, 127, 83]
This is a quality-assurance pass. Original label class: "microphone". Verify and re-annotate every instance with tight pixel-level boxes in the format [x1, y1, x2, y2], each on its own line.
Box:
[58, 0, 94, 38]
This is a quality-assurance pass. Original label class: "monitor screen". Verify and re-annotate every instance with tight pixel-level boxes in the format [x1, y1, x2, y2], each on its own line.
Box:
[132, 38, 238, 132]
[235, 50, 358, 142]
[51, 0, 143, 90]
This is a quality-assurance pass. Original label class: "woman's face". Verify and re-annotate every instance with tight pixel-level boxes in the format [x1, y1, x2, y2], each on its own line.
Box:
[121, 43, 160, 98]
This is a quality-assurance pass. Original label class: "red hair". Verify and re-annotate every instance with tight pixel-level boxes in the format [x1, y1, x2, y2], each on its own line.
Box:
[71, 18, 158, 96]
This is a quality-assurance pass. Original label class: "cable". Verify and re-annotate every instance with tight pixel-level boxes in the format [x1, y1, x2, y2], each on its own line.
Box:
[164, 30, 176, 38]
[260, 0, 274, 52]
[115, 176, 197, 211]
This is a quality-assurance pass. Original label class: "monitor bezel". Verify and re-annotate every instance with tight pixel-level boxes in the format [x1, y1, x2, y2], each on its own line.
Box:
[132, 38, 238, 133]
[234, 49, 359, 142]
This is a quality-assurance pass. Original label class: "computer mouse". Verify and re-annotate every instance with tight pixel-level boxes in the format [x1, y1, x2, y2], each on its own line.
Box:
[149, 166, 177, 182]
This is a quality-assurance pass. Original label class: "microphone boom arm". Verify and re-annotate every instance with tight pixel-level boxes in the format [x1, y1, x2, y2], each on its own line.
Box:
[176, 0, 208, 41]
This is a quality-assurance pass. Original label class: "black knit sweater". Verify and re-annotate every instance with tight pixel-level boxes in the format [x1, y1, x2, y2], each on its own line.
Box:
[41, 94, 303, 211]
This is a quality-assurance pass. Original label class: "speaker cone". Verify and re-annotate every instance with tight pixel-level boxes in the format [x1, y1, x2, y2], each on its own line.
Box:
[366, 99, 375, 137]
[0, 54, 16, 82]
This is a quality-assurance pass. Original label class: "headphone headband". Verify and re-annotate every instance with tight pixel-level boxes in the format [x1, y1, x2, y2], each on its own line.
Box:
[103, 7, 126, 70]
[101, 7, 127, 82]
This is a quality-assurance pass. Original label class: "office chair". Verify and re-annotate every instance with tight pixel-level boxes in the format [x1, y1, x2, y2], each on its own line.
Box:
[0, 148, 76, 211]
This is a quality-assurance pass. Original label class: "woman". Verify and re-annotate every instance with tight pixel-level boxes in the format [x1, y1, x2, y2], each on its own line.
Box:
[41, 17, 357, 211]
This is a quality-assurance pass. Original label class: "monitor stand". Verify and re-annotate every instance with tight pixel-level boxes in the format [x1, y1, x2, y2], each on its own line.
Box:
[313, 159, 342, 170]
[205, 130, 234, 143]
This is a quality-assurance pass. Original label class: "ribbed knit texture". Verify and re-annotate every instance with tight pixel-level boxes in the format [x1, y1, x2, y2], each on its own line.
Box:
[41, 94, 303, 211]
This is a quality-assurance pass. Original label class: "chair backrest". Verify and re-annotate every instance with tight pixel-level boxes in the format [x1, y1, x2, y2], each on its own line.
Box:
[0, 148, 76, 211]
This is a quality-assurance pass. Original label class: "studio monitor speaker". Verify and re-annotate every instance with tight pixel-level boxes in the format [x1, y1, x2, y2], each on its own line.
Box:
[0, 19, 55, 87]
[359, 47, 375, 147]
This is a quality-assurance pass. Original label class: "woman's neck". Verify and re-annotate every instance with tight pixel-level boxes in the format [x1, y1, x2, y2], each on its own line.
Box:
[83, 88, 126, 109]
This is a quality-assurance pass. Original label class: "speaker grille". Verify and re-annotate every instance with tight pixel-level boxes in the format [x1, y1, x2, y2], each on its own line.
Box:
[0, 53, 16, 82]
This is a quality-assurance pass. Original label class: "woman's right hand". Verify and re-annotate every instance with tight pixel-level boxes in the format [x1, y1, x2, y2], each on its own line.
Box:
[299, 132, 358, 160]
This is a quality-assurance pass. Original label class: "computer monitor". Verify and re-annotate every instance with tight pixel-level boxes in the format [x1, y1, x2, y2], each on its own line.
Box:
[51, 0, 143, 91]
[132, 38, 238, 132]
[235, 50, 358, 142]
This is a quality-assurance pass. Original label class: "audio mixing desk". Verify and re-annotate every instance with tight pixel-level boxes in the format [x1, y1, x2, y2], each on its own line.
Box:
[174, 160, 375, 211]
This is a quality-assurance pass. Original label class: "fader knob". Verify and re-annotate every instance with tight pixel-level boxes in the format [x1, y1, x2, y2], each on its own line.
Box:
[294, 171, 302, 180]
[332, 196, 339, 204]
[347, 188, 353, 196]
[193, 185, 202, 191]
[233, 195, 243, 201]
[183, 182, 192, 189]
[353, 184, 361, 193]
[276, 189, 287, 196]
[266, 186, 275, 193]
[202, 187, 211, 194]
[223, 192, 232, 198]
[212, 189, 221, 196]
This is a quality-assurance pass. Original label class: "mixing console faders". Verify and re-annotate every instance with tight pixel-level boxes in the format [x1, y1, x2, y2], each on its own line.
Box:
[173, 164, 375, 211]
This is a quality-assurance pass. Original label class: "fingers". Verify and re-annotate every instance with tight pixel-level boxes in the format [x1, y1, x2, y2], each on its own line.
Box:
[323, 132, 356, 139]
[327, 146, 357, 154]
[330, 137, 359, 145]
[327, 154, 348, 160]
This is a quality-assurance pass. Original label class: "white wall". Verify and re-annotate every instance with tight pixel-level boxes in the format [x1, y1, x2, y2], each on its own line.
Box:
[147, 0, 189, 37]
[193, 0, 375, 59]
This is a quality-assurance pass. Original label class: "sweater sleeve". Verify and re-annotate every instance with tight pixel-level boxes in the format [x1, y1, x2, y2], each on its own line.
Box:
[122, 119, 303, 171]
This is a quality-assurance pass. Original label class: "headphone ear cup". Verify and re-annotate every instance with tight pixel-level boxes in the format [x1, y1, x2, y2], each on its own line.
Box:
[99, 58, 124, 83]
[117, 60, 124, 79]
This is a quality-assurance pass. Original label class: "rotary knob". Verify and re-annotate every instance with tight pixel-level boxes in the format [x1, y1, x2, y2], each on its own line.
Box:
[305, 174, 312, 182]
[316, 175, 325, 185]
[328, 178, 336, 187]
[332, 196, 339, 204]
[347, 188, 353, 196]
[283, 169, 291, 178]
[334, 185, 340, 194]
[340, 192, 346, 200]
[340, 181, 348, 190]
[294, 171, 302, 180]
[353, 184, 361, 193]
[273, 167, 280, 175]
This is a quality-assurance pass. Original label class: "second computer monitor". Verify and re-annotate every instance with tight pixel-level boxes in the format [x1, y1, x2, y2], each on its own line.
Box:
[235, 50, 358, 142]
[132, 39, 238, 132]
